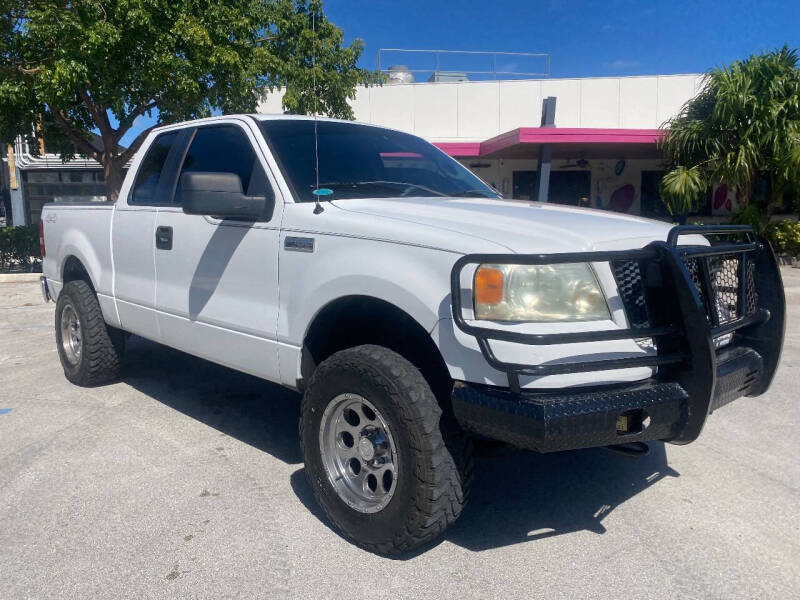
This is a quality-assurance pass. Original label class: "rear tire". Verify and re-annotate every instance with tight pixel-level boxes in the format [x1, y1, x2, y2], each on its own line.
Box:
[300, 344, 472, 555]
[55, 280, 124, 386]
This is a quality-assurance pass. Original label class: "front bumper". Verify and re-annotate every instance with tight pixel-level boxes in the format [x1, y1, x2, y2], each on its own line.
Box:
[452, 345, 763, 452]
[450, 225, 785, 451]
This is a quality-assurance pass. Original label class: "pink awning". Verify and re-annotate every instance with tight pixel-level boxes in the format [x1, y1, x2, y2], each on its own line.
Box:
[435, 127, 664, 158]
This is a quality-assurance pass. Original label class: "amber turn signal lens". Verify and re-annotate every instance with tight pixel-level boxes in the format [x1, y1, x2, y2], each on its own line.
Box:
[474, 266, 504, 305]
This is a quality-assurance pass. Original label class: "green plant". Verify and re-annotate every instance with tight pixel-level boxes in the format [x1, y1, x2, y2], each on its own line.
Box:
[765, 219, 800, 256]
[730, 203, 769, 234]
[659, 165, 706, 223]
[1, 0, 380, 200]
[0, 225, 41, 272]
[659, 47, 800, 218]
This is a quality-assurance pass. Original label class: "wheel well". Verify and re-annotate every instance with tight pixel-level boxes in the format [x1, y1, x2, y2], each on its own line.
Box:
[62, 256, 94, 291]
[302, 296, 451, 398]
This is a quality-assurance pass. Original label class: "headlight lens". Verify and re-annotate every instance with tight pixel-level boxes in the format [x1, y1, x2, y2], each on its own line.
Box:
[473, 262, 610, 322]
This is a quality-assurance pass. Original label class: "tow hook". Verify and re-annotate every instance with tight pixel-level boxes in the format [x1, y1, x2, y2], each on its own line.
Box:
[605, 441, 650, 459]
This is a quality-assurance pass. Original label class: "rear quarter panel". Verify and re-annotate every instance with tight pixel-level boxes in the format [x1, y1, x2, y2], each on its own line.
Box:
[42, 203, 118, 325]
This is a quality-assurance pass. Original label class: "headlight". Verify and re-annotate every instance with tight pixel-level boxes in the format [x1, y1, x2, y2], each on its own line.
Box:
[473, 262, 610, 322]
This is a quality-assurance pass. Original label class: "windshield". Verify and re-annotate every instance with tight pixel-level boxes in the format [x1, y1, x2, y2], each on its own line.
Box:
[258, 119, 500, 202]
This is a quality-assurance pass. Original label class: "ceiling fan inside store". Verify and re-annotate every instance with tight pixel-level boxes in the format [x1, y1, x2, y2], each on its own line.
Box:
[561, 158, 590, 169]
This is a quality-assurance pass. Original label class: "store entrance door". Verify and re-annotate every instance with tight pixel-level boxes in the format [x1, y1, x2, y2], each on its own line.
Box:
[513, 170, 591, 205]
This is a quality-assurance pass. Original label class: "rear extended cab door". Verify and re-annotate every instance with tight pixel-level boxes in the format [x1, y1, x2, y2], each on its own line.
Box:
[151, 117, 284, 381]
[111, 128, 188, 340]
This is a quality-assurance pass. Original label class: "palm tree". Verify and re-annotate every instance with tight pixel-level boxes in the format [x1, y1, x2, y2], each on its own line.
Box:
[659, 47, 800, 231]
[658, 166, 706, 224]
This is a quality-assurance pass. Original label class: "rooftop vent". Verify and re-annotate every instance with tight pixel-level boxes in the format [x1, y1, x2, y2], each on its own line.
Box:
[386, 65, 414, 85]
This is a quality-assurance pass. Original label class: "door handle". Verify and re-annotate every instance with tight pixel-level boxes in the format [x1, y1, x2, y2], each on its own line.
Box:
[155, 226, 173, 250]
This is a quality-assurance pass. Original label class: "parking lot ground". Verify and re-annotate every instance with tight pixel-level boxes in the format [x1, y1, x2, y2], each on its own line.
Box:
[1, 270, 799, 600]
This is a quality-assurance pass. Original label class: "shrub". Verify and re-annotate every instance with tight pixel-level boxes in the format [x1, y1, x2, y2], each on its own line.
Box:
[765, 220, 800, 257]
[0, 225, 42, 272]
[731, 203, 769, 234]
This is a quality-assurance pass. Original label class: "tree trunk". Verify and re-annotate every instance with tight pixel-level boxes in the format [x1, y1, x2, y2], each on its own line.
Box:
[103, 158, 125, 202]
[766, 175, 784, 223]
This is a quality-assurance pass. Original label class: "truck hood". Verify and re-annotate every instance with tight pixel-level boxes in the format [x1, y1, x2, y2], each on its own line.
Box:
[331, 196, 675, 253]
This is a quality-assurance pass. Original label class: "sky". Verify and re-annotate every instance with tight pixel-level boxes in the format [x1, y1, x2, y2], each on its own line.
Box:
[325, 0, 800, 77]
[120, 0, 799, 146]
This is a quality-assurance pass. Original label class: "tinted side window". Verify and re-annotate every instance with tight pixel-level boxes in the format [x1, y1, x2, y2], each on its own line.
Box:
[175, 125, 266, 204]
[131, 132, 178, 204]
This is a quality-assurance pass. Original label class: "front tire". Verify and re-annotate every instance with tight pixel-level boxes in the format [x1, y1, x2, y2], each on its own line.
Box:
[55, 280, 124, 386]
[300, 345, 472, 555]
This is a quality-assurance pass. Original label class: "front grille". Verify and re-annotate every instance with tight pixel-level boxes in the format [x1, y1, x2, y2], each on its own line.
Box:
[612, 252, 757, 346]
[682, 254, 757, 324]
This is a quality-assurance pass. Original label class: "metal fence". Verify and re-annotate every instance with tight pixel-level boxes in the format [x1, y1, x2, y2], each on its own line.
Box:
[376, 49, 550, 81]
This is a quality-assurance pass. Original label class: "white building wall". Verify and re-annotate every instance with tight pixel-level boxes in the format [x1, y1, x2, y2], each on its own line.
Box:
[258, 74, 705, 141]
[498, 80, 542, 132]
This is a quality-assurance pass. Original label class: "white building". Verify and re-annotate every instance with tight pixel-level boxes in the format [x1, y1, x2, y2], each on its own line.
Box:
[260, 73, 737, 219]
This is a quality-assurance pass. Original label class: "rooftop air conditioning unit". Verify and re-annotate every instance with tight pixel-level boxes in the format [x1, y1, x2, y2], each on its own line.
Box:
[386, 65, 414, 84]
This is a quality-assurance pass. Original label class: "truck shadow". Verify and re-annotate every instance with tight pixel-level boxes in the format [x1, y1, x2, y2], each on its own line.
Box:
[290, 441, 679, 557]
[443, 440, 678, 553]
[122, 336, 303, 465]
[121, 336, 679, 556]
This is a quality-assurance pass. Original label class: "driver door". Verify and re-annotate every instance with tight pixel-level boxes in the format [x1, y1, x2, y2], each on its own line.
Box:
[153, 119, 283, 381]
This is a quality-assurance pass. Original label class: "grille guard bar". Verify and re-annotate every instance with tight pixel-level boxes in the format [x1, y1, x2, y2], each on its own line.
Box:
[450, 225, 786, 439]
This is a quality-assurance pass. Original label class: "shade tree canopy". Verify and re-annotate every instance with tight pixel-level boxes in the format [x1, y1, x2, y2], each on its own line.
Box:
[0, 0, 379, 199]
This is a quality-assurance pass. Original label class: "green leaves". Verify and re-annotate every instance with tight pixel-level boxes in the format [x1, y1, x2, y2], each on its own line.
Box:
[0, 0, 376, 199]
[659, 165, 707, 217]
[271, 0, 381, 119]
[659, 46, 800, 216]
[0, 225, 40, 272]
[765, 219, 800, 256]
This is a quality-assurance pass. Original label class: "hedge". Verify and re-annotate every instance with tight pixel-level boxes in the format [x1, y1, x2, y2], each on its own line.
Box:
[765, 219, 800, 258]
[0, 225, 42, 272]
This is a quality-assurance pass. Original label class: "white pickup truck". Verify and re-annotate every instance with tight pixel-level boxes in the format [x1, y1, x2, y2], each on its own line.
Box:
[40, 114, 785, 554]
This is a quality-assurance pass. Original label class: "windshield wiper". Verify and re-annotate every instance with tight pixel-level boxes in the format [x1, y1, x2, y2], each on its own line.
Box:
[317, 181, 448, 197]
[452, 190, 500, 198]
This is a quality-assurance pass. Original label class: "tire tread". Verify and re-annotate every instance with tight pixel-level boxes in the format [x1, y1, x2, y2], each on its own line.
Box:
[300, 344, 473, 554]
[56, 280, 124, 386]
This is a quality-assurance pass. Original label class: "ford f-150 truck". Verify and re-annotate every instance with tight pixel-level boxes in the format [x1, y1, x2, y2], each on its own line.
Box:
[40, 114, 785, 554]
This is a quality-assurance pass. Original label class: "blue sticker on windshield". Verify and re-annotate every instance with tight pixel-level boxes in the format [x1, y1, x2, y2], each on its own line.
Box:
[312, 188, 333, 196]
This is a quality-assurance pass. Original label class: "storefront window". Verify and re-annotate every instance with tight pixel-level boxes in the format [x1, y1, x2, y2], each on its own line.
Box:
[512, 170, 591, 205]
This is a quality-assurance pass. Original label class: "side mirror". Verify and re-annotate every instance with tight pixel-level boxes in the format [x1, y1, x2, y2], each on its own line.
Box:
[181, 172, 269, 220]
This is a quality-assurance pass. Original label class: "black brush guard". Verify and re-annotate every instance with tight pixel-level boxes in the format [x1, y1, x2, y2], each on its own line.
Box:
[449, 225, 785, 451]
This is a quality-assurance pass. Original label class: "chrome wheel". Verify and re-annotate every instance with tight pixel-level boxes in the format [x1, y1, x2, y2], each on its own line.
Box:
[59, 303, 82, 365]
[319, 393, 398, 513]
